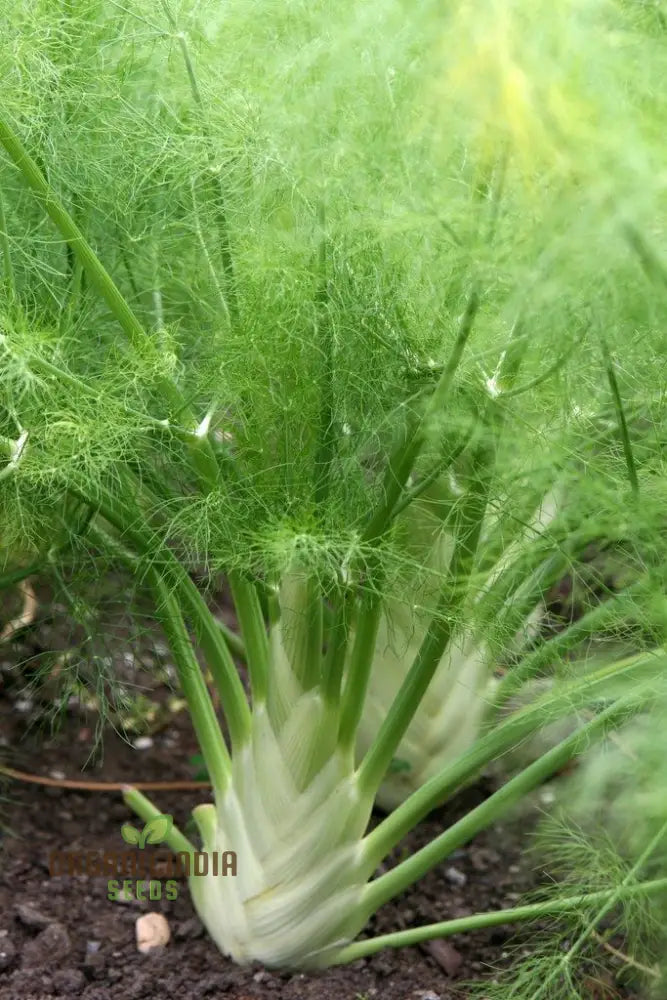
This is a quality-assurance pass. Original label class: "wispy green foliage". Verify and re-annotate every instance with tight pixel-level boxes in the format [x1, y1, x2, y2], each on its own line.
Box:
[1, 0, 665, 583]
[1, 0, 667, 980]
[465, 804, 667, 998]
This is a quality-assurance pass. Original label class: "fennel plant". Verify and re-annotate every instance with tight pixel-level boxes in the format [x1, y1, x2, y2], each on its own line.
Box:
[1, 0, 667, 977]
[354, 472, 562, 809]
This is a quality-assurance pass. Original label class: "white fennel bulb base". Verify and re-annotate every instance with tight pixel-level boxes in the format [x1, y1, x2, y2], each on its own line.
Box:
[187, 651, 373, 967]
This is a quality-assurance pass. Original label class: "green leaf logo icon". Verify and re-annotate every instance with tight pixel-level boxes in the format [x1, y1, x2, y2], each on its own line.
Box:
[140, 814, 173, 848]
[121, 814, 174, 848]
[121, 823, 141, 845]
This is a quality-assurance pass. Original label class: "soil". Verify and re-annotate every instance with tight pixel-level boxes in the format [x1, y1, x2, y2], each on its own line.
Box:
[0, 566, 645, 1000]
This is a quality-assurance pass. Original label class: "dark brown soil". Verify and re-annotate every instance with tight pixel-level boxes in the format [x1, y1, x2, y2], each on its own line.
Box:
[0, 668, 552, 1000]
[0, 565, 643, 1000]
[0, 689, 547, 1000]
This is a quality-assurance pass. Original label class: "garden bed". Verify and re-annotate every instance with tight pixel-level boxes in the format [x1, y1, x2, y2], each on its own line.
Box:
[0, 561, 645, 1000]
[0, 671, 548, 1000]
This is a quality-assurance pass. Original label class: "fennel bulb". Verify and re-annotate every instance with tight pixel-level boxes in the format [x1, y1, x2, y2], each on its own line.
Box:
[356, 477, 559, 809]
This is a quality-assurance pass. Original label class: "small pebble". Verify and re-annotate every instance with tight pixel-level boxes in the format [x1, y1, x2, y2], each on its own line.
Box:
[135, 912, 170, 953]
[133, 736, 154, 750]
[15, 902, 54, 929]
[444, 865, 467, 887]
[83, 945, 107, 978]
[0, 937, 16, 970]
[423, 939, 463, 977]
